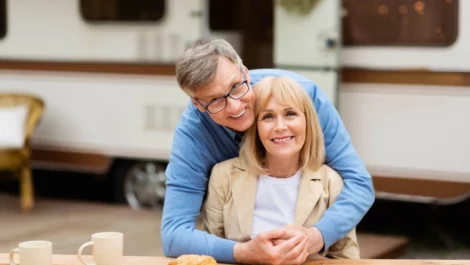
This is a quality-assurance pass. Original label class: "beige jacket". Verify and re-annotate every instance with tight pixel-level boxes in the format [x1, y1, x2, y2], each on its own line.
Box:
[201, 157, 360, 259]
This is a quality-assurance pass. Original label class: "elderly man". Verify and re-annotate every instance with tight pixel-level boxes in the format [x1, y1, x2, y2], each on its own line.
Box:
[161, 39, 374, 264]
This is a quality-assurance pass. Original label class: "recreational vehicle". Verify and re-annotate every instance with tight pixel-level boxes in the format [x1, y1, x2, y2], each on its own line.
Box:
[0, 0, 468, 209]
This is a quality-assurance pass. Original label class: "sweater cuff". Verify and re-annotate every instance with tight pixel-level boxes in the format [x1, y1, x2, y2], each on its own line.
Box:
[314, 216, 338, 251]
[211, 238, 237, 263]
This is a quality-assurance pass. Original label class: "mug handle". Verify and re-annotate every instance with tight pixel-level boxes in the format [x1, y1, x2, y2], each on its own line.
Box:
[9, 248, 19, 265]
[78, 241, 94, 265]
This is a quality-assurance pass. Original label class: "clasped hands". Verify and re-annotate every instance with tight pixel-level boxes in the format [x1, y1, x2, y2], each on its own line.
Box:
[233, 225, 325, 265]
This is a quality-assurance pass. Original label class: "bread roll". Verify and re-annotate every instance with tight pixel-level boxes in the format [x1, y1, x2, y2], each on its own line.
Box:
[168, 255, 218, 265]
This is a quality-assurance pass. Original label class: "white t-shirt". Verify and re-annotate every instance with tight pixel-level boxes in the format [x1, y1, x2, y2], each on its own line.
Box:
[251, 170, 302, 238]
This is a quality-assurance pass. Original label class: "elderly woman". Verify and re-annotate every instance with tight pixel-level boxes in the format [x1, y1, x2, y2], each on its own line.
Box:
[202, 76, 360, 260]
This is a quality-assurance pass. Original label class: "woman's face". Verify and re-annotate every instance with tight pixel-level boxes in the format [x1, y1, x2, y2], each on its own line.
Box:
[257, 98, 306, 161]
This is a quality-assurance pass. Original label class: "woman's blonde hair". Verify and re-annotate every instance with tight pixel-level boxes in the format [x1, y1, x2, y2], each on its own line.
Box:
[239, 76, 325, 174]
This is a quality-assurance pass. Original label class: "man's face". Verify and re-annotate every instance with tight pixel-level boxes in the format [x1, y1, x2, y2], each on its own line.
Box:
[192, 57, 256, 132]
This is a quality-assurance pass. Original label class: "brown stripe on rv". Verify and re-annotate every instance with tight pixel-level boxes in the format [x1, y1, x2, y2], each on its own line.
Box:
[32, 148, 112, 173]
[373, 176, 470, 200]
[0, 60, 175, 75]
[2, 60, 470, 86]
[342, 68, 470, 87]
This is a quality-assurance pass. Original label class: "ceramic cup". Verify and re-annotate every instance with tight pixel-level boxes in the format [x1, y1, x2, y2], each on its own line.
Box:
[9, 240, 52, 265]
[78, 232, 123, 265]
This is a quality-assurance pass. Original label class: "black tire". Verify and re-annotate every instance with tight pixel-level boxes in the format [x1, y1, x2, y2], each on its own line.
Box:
[108, 159, 167, 209]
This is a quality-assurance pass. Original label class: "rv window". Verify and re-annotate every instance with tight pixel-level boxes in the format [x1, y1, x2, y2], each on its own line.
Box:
[343, 0, 458, 46]
[209, 0, 274, 69]
[209, 0, 241, 30]
[0, 0, 6, 39]
[80, 0, 164, 22]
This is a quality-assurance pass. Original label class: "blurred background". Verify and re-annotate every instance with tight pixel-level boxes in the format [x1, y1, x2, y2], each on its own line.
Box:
[0, 0, 468, 260]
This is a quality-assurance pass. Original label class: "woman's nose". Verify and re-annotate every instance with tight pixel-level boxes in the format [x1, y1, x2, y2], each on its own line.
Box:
[275, 118, 287, 131]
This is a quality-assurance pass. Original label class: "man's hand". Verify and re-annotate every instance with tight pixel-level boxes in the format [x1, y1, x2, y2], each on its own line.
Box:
[233, 228, 309, 265]
[273, 225, 325, 255]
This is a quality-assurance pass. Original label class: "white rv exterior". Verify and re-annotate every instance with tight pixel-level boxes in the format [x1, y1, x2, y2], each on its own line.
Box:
[0, 0, 468, 208]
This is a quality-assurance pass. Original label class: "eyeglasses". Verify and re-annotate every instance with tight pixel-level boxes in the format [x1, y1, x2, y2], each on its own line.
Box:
[193, 67, 250, 114]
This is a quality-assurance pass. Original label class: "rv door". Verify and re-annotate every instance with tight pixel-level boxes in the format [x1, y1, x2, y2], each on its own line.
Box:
[274, 0, 341, 105]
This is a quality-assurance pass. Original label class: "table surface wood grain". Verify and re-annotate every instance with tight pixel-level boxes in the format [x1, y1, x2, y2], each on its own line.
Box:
[1, 254, 469, 265]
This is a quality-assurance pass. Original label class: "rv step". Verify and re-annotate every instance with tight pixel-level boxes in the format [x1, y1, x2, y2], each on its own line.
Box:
[357, 233, 410, 259]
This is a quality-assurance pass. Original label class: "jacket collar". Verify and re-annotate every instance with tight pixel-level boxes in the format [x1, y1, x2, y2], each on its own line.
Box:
[231, 158, 324, 238]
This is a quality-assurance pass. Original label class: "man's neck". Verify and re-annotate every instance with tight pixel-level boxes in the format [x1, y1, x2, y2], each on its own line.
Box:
[224, 126, 245, 142]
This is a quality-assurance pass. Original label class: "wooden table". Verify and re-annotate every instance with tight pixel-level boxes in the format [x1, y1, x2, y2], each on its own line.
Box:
[1, 254, 469, 265]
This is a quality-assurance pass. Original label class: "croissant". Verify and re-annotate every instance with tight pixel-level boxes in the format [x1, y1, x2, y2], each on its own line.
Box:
[168, 254, 218, 265]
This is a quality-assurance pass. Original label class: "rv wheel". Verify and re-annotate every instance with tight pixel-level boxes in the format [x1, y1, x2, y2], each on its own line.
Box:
[112, 160, 167, 210]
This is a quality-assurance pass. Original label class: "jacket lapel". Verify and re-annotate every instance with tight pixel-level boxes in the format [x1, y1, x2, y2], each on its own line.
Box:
[294, 168, 324, 226]
[230, 158, 258, 238]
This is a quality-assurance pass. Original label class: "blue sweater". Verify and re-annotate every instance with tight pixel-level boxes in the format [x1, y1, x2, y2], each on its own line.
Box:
[161, 69, 374, 263]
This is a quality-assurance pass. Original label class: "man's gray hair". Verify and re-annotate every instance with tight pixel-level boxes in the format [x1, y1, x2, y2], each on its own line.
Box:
[175, 39, 243, 96]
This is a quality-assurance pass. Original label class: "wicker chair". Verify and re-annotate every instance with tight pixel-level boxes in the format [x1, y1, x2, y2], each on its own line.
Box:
[0, 93, 45, 212]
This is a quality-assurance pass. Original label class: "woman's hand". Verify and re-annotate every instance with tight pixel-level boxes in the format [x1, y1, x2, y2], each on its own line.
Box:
[234, 228, 309, 265]
[273, 225, 325, 255]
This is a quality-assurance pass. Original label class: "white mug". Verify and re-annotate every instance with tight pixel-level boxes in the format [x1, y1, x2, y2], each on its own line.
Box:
[78, 232, 123, 265]
[9, 240, 52, 265]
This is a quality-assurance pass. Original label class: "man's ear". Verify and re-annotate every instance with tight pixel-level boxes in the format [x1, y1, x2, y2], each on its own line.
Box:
[242, 65, 250, 81]
[191, 98, 206, 113]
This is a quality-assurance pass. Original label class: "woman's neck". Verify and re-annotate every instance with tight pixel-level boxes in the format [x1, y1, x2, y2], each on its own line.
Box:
[265, 154, 300, 178]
